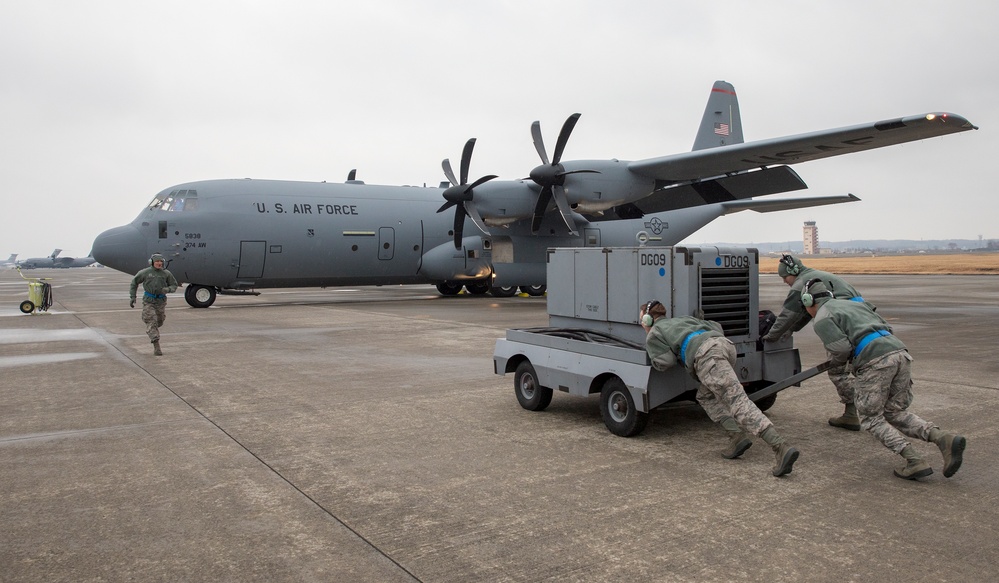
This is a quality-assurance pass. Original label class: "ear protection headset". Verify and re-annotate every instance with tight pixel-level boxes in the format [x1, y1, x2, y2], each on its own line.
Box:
[149, 254, 164, 266]
[801, 278, 834, 308]
[780, 254, 800, 276]
[641, 300, 662, 327]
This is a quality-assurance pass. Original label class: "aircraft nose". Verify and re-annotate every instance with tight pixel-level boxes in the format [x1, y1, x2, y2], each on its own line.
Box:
[92, 224, 145, 274]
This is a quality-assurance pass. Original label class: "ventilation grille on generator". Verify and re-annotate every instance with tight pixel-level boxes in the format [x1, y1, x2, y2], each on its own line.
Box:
[701, 267, 751, 337]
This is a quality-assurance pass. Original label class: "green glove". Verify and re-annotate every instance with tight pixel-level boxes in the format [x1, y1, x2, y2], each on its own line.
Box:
[130, 298, 135, 308]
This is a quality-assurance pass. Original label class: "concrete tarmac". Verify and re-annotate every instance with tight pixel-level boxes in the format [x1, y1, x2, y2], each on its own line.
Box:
[1, 268, 997, 582]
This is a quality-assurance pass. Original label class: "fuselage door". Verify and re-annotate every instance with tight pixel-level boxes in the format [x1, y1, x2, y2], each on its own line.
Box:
[237, 240, 266, 278]
[378, 227, 395, 260]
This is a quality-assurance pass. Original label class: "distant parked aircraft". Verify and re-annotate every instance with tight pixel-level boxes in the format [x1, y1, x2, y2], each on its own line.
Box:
[19, 249, 97, 269]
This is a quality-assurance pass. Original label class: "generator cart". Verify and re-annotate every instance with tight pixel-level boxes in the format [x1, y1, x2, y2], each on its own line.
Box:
[16, 266, 54, 314]
[493, 246, 828, 436]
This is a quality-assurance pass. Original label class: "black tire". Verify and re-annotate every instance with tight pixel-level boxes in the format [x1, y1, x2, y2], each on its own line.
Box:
[185, 284, 217, 308]
[599, 377, 648, 437]
[465, 280, 490, 295]
[19, 300, 35, 314]
[436, 281, 463, 296]
[755, 392, 778, 412]
[489, 285, 518, 297]
[514, 361, 553, 411]
[520, 284, 547, 297]
[744, 381, 778, 412]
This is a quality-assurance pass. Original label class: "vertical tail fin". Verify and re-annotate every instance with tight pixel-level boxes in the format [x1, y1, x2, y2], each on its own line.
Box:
[692, 80, 743, 151]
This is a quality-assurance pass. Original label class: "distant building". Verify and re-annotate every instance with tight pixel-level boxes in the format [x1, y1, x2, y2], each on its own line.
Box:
[803, 221, 818, 255]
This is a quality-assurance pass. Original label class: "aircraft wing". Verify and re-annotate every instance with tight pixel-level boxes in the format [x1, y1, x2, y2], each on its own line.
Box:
[720, 193, 860, 215]
[628, 113, 977, 182]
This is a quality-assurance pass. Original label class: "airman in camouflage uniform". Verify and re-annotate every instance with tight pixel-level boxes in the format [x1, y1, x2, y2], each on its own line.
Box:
[763, 254, 875, 431]
[129, 253, 179, 356]
[801, 278, 967, 480]
[641, 300, 799, 477]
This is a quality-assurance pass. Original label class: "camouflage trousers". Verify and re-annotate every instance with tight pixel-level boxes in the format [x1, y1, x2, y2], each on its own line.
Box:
[141, 300, 167, 343]
[692, 337, 773, 437]
[828, 362, 855, 404]
[853, 350, 934, 454]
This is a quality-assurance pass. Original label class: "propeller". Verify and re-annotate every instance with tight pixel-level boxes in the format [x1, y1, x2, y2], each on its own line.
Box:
[528, 113, 599, 234]
[436, 138, 497, 249]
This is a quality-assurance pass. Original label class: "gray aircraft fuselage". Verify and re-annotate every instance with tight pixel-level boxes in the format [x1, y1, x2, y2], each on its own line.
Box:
[92, 177, 724, 292]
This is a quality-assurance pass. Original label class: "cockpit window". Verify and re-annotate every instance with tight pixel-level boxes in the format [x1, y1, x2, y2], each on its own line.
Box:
[147, 189, 199, 211]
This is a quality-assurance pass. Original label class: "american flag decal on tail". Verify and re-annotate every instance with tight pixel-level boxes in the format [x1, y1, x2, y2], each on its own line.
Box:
[714, 122, 730, 136]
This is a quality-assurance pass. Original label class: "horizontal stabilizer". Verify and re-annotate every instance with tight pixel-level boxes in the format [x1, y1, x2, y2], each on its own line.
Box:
[721, 193, 860, 215]
[602, 166, 807, 219]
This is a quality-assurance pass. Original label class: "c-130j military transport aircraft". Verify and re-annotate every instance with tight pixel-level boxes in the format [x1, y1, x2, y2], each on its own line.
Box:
[92, 80, 976, 308]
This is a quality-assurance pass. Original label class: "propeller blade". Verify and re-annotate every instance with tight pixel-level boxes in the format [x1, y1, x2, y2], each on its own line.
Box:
[467, 174, 498, 191]
[452, 205, 466, 249]
[552, 113, 581, 164]
[442, 159, 458, 187]
[437, 200, 455, 213]
[531, 186, 553, 233]
[459, 138, 476, 185]
[530, 121, 549, 165]
[464, 201, 490, 235]
[552, 185, 577, 235]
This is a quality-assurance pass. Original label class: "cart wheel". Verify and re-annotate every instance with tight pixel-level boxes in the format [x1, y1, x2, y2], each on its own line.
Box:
[744, 381, 778, 412]
[755, 393, 778, 412]
[19, 300, 35, 314]
[600, 377, 648, 437]
[520, 284, 547, 297]
[514, 360, 552, 411]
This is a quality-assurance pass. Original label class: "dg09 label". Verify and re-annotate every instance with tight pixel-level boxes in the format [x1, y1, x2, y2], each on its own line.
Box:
[718, 255, 750, 268]
[640, 252, 669, 266]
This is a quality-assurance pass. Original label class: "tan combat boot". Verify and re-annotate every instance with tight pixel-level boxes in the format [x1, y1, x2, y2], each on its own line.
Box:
[828, 403, 861, 431]
[928, 428, 967, 478]
[153, 340, 163, 356]
[894, 445, 932, 480]
[760, 426, 799, 477]
[719, 417, 752, 459]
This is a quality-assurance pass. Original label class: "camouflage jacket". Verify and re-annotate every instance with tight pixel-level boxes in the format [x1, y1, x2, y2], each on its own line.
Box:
[764, 267, 873, 341]
[811, 298, 906, 370]
[645, 316, 724, 377]
[129, 266, 178, 302]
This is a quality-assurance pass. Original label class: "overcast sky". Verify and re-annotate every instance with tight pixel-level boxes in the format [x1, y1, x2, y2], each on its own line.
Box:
[2, 1, 994, 260]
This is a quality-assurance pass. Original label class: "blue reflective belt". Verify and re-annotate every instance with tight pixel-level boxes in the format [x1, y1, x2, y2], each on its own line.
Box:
[853, 330, 891, 358]
[144, 291, 167, 299]
[679, 330, 708, 365]
[849, 296, 865, 302]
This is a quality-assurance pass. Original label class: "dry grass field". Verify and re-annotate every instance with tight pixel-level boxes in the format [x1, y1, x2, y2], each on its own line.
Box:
[758, 252, 999, 275]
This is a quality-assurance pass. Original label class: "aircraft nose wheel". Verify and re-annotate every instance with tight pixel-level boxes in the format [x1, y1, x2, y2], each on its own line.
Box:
[184, 284, 217, 308]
